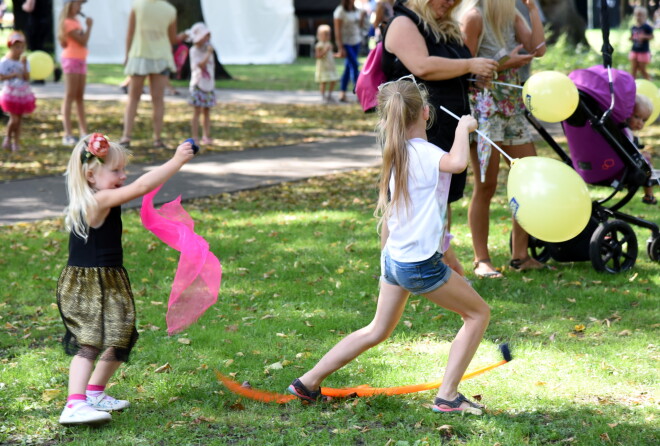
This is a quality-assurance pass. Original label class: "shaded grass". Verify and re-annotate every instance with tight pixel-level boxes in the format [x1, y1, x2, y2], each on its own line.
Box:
[1, 153, 658, 444]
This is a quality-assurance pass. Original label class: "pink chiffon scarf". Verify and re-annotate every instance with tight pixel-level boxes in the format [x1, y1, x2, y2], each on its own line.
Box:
[141, 186, 221, 335]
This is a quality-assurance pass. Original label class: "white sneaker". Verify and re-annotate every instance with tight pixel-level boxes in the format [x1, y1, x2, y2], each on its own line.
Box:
[87, 393, 130, 411]
[62, 135, 78, 146]
[59, 402, 112, 426]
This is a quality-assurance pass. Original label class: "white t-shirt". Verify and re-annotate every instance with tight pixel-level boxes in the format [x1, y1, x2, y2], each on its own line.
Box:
[189, 44, 215, 92]
[385, 138, 451, 262]
[333, 6, 362, 46]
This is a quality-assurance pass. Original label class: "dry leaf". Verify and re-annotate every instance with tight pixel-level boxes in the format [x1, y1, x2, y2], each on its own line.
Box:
[150, 301, 163, 306]
[600, 433, 610, 442]
[154, 363, 172, 373]
[403, 320, 413, 328]
[178, 338, 191, 345]
[618, 330, 632, 336]
[42, 388, 61, 402]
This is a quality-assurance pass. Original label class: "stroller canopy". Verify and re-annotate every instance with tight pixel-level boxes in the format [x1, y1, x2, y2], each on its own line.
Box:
[568, 65, 636, 124]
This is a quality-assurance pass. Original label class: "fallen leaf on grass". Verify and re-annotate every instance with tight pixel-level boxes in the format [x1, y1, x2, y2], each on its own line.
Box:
[600, 432, 610, 442]
[42, 389, 61, 402]
[178, 338, 191, 345]
[154, 363, 172, 373]
[618, 330, 632, 336]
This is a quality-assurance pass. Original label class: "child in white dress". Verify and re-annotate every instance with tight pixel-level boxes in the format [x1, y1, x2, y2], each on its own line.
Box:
[314, 24, 339, 103]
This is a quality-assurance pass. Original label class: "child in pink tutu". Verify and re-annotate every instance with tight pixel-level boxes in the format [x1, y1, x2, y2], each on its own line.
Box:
[0, 31, 36, 152]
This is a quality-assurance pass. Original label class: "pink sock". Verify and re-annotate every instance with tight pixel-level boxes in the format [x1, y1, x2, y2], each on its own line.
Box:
[66, 393, 87, 408]
[86, 384, 105, 398]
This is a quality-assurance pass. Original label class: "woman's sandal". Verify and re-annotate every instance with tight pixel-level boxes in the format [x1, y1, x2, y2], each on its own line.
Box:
[509, 256, 555, 272]
[642, 194, 657, 205]
[286, 378, 332, 403]
[432, 393, 484, 415]
[153, 140, 169, 150]
[118, 140, 131, 148]
[473, 259, 503, 279]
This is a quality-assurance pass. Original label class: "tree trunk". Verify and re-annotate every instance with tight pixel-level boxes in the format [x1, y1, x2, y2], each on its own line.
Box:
[540, 0, 589, 46]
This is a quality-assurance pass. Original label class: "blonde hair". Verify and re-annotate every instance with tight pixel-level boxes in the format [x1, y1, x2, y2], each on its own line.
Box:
[405, 0, 464, 44]
[316, 24, 331, 40]
[635, 94, 653, 119]
[633, 5, 648, 21]
[375, 79, 430, 227]
[57, 1, 77, 47]
[457, 0, 525, 48]
[64, 136, 130, 240]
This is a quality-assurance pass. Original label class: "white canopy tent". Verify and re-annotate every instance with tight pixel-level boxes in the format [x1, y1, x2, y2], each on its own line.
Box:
[52, 0, 296, 65]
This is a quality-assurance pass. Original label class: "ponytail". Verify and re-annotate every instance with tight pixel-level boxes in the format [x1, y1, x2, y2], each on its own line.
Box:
[374, 78, 429, 230]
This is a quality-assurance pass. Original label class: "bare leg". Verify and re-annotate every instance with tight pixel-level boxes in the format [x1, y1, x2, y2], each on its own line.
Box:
[148, 73, 168, 143]
[70, 73, 88, 135]
[122, 75, 146, 142]
[13, 115, 21, 146]
[88, 360, 122, 388]
[423, 273, 490, 408]
[7, 113, 18, 141]
[443, 206, 465, 276]
[202, 107, 211, 140]
[191, 106, 201, 140]
[297, 282, 410, 390]
[468, 142, 502, 276]
[68, 355, 94, 395]
[502, 142, 545, 269]
[319, 82, 327, 101]
[61, 73, 75, 137]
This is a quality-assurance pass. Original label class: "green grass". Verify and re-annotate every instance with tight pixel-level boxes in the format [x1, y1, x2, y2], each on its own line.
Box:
[1, 150, 658, 444]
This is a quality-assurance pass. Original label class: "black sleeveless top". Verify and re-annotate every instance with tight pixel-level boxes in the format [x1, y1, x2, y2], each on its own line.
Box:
[68, 206, 123, 267]
[382, 0, 472, 151]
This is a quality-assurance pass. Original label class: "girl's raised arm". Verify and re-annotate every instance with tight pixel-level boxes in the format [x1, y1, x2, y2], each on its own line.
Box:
[93, 142, 194, 213]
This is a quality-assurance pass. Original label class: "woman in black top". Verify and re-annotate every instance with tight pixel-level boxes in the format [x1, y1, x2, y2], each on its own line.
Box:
[382, 0, 498, 275]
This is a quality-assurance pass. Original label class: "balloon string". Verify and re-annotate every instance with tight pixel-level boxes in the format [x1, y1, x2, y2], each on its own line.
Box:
[468, 79, 523, 89]
[439, 106, 516, 163]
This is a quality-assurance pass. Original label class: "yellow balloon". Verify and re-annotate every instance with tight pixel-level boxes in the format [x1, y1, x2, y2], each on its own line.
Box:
[507, 157, 591, 243]
[634, 79, 660, 127]
[27, 51, 54, 81]
[522, 71, 579, 123]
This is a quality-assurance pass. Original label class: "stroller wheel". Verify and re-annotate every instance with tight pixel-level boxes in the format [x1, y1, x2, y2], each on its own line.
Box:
[508, 233, 552, 263]
[589, 220, 638, 273]
[647, 236, 660, 262]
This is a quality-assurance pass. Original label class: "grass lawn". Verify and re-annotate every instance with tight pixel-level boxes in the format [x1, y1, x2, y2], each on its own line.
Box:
[1, 144, 659, 444]
[1, 21, 659, 446]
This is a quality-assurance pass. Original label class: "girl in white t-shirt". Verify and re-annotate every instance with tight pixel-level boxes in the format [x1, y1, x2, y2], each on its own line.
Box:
[287, 76, 491, 415]
[188, 22, 216, 146]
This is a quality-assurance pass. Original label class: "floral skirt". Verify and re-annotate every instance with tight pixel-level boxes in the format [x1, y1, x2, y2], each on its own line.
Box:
[188, 86, 216, 108]
[1, 83, 36, 115]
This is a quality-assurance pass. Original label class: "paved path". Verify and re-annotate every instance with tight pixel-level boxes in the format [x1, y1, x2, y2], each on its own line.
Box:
[0, 83, 374, 225]
[0, 135, 380, 225]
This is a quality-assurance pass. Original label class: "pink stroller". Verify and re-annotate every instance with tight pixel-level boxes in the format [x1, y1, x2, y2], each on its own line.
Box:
[524, 65, 660, 273]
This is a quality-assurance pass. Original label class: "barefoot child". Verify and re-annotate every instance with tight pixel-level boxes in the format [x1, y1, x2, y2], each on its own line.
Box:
[57, 134, 195, 425]
[314, 24, 339, 103]
[188, 22, 216, 146]
[287, 76, 491, 414]
[0, 31, 36, 152]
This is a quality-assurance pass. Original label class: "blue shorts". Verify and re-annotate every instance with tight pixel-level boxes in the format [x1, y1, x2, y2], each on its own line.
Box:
[380, 249, 452, 295]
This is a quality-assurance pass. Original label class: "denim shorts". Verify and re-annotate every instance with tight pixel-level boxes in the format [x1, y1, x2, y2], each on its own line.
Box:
[381, 249, 452, 295]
